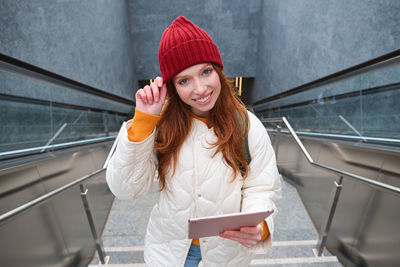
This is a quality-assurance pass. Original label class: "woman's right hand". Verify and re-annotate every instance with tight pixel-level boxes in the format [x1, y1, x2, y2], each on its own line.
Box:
[135, 76, 167, 116]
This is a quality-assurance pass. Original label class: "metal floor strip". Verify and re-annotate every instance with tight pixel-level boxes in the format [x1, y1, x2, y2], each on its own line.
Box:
[88, 264, 146, 267]
[272, 239, 317, 246]
[105, 246, 145, 252]
[88, 255, 339, 267]
[250, 256, 339, 265]
[101, 239, 318, 253]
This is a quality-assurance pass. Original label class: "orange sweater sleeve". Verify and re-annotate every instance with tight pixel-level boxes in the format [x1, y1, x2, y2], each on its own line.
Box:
[260, 220, 270, 241]
[127, 109, 160, 142]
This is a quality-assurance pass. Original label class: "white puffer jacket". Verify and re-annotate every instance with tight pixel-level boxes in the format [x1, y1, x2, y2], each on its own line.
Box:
[106, 111, 282, 267]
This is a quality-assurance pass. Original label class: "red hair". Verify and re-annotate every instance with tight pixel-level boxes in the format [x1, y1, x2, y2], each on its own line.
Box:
[155, 65, 249, 191]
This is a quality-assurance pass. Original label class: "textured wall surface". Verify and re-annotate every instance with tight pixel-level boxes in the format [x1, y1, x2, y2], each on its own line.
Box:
[0, 0, 136, 101]
[252, 0, 400, 103]
[1, 0, 399, 105]
[128, 0, 262, 80]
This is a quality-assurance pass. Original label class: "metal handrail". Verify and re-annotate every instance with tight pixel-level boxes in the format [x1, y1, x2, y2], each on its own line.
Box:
[0, 135, 117, 158]
[262, 116, 400, 257]
[265, 128, 400, 144]
[262, 117, 400, 196]
[0, 167, 105, 226]
[253, 49, 400, 107]
[0, 53, 134, 107]
[0, 134, 119, 264]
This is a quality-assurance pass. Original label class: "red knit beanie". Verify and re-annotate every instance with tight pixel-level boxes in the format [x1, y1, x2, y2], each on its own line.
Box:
[158, 16, 224, 83]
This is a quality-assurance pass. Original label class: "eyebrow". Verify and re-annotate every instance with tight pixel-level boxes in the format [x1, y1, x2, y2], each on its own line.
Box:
[174, 64, 213, 82]
[174, 74, 186, 81]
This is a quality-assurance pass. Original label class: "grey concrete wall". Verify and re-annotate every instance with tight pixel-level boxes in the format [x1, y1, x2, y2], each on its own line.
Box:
[2, 0, 398, 106]
[128, 0, 261, 80]
[0, 0, 136, 101]
[252, 0, 400, 104]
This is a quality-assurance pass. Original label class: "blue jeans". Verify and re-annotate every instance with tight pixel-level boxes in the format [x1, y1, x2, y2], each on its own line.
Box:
[184, 244, 202, 267]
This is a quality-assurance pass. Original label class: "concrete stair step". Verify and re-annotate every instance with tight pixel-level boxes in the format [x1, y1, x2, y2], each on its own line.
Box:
[88, 239, 341, 266]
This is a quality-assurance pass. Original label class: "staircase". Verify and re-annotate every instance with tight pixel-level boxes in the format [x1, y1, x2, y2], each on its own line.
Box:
[89, 180, 341, 266]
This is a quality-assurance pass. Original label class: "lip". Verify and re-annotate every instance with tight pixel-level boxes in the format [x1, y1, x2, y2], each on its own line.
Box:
[193, 92, 213, 105]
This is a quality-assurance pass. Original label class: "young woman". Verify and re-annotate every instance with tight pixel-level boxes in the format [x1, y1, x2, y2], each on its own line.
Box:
[106, 16, 282, 267]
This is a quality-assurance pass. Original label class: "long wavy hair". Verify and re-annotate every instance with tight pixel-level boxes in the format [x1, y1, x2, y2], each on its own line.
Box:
[155, 64, 249, 191]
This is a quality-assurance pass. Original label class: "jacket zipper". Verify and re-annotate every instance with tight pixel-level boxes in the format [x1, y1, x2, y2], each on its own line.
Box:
[181, 130, 201, 267]
[181, 124, 206, 266]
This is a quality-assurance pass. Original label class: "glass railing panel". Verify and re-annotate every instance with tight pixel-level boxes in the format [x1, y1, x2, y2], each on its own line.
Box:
[360, 87, 400, 139]
[0, 67, 131, 159]
[0, 98, 128, 156]
[0, 98, 53, 152]
[256, 59, 400, 113]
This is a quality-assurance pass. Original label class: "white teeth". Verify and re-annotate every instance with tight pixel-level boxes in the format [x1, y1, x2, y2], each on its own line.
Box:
[197, 94, 210, 103]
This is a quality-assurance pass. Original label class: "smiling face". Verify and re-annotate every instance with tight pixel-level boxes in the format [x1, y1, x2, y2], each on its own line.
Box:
[172, 63, 221, 117]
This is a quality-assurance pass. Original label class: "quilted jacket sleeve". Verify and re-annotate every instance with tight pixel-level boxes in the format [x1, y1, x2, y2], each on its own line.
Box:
[241, 111, 282, 253]
[106, 120, 158, 200]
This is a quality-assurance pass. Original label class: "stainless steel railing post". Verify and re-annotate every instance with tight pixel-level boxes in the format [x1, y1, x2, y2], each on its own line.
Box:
[79, 184, 109, 264]
[314, 176, 344, 256]
[274, 125, 281, 159]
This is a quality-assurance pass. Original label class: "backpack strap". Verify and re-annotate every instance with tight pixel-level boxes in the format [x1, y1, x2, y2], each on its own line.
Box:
[235, 110, 251, 165]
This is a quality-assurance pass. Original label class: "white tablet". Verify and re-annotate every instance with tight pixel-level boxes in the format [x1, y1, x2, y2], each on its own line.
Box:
[188, 210, 273, 239]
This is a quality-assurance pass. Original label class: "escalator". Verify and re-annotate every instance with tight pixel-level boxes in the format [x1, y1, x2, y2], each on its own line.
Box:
[0, 54, 131, 267]
[253, 50, 400, 267]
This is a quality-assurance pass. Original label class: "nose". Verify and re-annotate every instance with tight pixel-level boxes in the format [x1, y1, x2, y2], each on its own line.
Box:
[193, 78, 207, 95]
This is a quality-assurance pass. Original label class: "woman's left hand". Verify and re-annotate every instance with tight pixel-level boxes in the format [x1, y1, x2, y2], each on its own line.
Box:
[219, 224, 263, 248]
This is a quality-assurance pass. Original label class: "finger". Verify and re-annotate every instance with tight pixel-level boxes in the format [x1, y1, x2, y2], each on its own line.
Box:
[239, 227, 262, 241]
[143, 85, 154, 105]
[234, 236, 258, 246]
[151, 81, 160, 102]
[154, 76, 163, 87]
[240, 225, 262, 235]
[221, 230, 260, 241]
[220, 233, 258, 247]
[159, 82, 167, 102]
[136, 89, 147, 104]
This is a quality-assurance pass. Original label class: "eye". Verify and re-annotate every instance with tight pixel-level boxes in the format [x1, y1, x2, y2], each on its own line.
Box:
[179, 78, 188, 85]
[203, 68, 213, 75]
